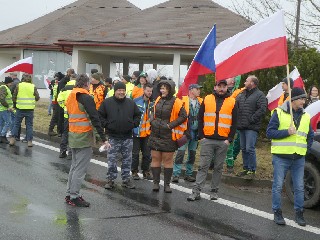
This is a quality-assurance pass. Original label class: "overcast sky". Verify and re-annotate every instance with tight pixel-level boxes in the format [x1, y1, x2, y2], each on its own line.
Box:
[0, 0, 233, 31]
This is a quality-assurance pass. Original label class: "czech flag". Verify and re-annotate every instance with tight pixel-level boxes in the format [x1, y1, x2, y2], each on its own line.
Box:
[177, 25, 216, 98]
[214, 10, 288, 81]
[0, 57, 33, 76]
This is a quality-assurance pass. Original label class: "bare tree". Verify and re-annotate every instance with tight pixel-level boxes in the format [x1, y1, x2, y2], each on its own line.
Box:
[229, 0, 320, 48]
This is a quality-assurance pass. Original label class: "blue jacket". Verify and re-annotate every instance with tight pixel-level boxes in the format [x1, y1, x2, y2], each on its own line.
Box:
[133, 96, 151, 137]
[266, 102, 314, 159]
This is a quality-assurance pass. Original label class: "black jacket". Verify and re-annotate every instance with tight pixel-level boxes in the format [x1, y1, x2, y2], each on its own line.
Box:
[99, 96, 141, 139]
[198, 91, 238, 142]
[236, 87, 267, 132]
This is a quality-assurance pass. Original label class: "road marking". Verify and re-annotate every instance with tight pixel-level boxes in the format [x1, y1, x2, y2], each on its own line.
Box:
[33, 140, 320, 235]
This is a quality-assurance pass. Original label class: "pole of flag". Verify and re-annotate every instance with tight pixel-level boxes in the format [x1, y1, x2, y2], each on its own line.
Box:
[286, 64, 294, 126]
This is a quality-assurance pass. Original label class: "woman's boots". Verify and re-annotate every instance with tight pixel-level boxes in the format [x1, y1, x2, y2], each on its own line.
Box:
[163, 168, 173, 193]
[151, 167, 161, 191]
[151, 167, 173, 193]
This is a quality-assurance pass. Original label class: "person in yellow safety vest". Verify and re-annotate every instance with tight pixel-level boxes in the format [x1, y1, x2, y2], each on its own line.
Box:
[278, 77, 294, 106]
[89, 73, 107, 110]
[148, 80, 187, 193]
[172, 84, 203, 183]
[48, 77, 60, 136]
[0, 77, 14, 143]
[65, 74, 108, 207]
[131, 71, 148, 99]
[57, 74, 77, 159]
[187, 79, 238, 201]
[121, 75, 134, 97]
[9, 74, 40, 147]
[131, 83, 154, 180]
[266, 87, 314, 227]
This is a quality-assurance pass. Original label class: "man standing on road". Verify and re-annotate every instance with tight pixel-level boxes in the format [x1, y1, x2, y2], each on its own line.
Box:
[131, 83, 153, 180]
[99, 82, 141, 190]
[266, 87, 313, 226]
[9, 74, 40, 147]
[236, 75, 267, 179]
[65, 74, 107, 207]
[172, 84, 203, 183]
[187, 80, 237, 201]
[0, 77, 14, 143]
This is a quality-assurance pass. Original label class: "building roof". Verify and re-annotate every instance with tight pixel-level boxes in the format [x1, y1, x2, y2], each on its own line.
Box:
[0, 0, 140, 48]
[57, 0, 252, 48]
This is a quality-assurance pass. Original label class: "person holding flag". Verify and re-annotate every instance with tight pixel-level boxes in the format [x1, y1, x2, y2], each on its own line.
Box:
[266, 87, 314, 226]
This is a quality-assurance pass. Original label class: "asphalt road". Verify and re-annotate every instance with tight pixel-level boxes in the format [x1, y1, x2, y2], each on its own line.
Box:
[0, 137, 319, 240]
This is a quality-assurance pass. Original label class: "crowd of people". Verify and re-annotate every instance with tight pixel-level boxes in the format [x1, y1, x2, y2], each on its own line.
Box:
[0, 69, 318, 227]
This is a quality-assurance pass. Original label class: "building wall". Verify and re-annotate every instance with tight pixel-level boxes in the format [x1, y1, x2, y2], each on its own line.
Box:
[0, 53, 21, 81]
[24, 50, 72, 89]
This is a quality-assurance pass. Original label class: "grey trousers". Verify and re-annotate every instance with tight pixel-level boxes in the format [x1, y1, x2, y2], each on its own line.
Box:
[66, 147, 93, 199]
[193, 138, 228, 193]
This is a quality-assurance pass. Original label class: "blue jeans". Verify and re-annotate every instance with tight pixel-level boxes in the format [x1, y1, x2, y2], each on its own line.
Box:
[239, 130, 258, 171]
[12, 110, 34, 141]
[272, 155, 305, 211]
[0, 110, 11, 136]
[173, 139, 198, 176]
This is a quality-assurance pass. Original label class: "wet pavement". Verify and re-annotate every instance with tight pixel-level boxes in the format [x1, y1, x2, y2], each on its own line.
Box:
[0, 137, 319, 240]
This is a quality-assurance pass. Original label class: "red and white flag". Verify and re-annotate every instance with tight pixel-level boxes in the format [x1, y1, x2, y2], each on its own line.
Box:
[214, 10, 288, 81]
[266, 67, 305, 111]
[0, 57, 33, 76]
[305, 101, 320, 131]
[289, 66, 304, 89]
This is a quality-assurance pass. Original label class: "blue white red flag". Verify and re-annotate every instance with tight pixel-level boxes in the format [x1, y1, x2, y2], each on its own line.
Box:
[177, 25, 216, 98]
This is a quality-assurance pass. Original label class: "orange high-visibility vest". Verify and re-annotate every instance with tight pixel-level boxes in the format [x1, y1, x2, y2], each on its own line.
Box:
[132, 86, 144, 99]
[181, 96, 203, 115]
[278, 93, 289, 106]
[66, 88, 92, 133]
[203, 94, 235, 137]
[231, 87, 245, 99]
[140, 108, 151, 137]
[89, 84, 106, 110]
[154, 96, 187, 141]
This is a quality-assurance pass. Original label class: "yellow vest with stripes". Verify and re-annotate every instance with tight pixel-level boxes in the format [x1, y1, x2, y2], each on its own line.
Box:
[16, 82, 36, 110]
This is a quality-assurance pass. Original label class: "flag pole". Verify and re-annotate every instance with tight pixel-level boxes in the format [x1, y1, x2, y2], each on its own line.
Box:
[286, 64, 294, 126]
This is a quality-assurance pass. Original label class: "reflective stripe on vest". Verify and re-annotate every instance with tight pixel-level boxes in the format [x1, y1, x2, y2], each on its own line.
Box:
[0, 85, 13, 111]
[271, 108, 310, 155]
[203, 94, 235, 137]
[16, 82, 36, 110]
[66, 88, 93, 133]
[154, 96, 187, 141]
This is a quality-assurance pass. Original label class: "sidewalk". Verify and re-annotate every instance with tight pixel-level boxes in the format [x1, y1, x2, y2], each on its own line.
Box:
[32, 130, 273, 189]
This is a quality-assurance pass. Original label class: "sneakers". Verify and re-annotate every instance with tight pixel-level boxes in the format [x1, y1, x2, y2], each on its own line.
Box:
[172, 176, 179, 183]
[21, 138, 27, 143]
[132, 171, 141, 180]
[236, 169, 248, 177]
[9, 137, 15, 146]
[27, 141, 33, 147]
[295, 210, 306, 226]
[67, 196, 90, 207]
[184, 175, 196, 182]
[59, 151, 67, 158]
[243, 170, 255, 180]
[122, 179, 136, 189]
[48, 130, 57, 136]
[274, 209, 286, 225]
[143, 171, 153, 180]
[210, 190, 219, 200]
[104, 180, 115, 189]
[187, 192, 201, 201]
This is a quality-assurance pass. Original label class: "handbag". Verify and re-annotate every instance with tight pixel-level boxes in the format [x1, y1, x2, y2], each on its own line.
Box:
[176, 135, 188, 148]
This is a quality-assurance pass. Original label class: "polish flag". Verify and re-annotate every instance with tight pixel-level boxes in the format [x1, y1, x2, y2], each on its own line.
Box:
[266, 67, 305, 111]
[0, 57, 33, 76]
[214, 10, 288, 81]
[305, 101, 320, 131]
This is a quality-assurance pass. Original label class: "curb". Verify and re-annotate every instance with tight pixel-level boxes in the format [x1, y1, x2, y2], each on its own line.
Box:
[32, 130, 273, 189]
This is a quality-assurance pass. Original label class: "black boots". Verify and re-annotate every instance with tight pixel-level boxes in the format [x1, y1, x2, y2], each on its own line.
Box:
[274, 209, 286, 225]
[0, 136, 9, 144]
[151, 167, 161, 191]
[295, 210, 306, 226]
[163, 168, 173, 193]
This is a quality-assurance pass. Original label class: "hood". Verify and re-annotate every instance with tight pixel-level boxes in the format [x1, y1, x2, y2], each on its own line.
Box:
[146, 69, 157, 84]
[157, 79, 176, 98]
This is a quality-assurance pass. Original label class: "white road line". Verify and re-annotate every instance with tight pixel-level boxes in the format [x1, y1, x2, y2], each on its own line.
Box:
[33, 140, 320, 235]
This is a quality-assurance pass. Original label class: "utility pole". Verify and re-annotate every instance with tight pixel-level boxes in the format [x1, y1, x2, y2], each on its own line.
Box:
[294, 0, 302, 48]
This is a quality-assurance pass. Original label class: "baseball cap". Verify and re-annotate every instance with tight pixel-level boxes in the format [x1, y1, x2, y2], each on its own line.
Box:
[189, 84, 202, 90]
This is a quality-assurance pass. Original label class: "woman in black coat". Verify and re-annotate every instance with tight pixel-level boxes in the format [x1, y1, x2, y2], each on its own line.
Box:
[149, 80, 187, 193]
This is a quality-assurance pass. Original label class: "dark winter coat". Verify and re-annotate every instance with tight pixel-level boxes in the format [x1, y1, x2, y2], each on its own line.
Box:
[98, 96, 141, 139]
[148, 80, 187, 152]
[236, 87, 267, 132]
